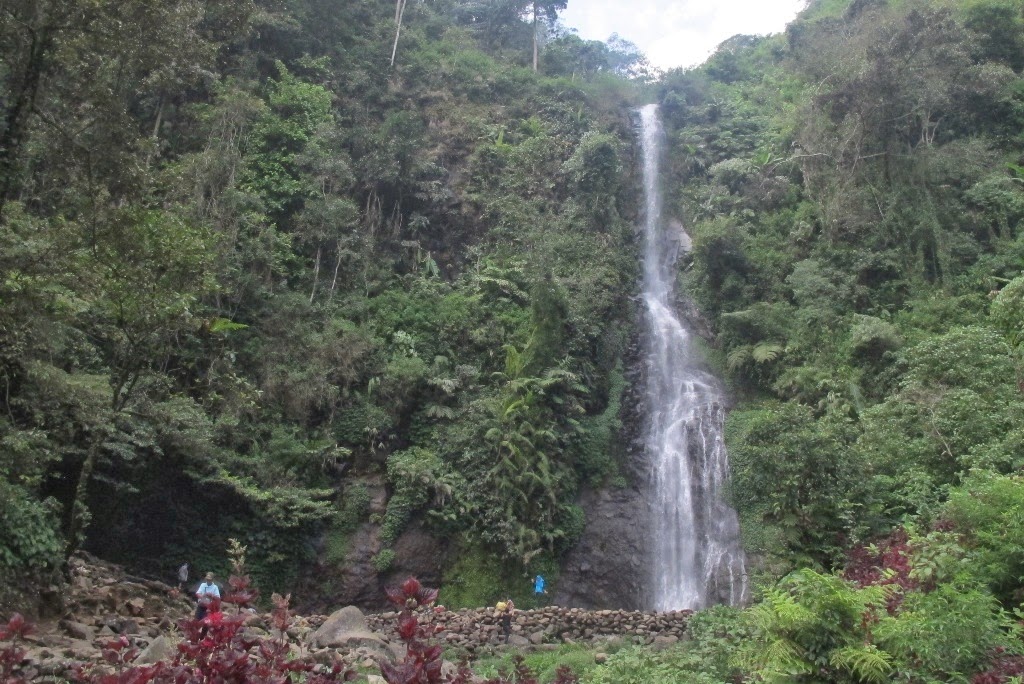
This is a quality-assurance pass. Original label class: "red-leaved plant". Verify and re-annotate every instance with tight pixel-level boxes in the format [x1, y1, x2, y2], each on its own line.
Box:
[1, 613, 33, 683]
[843, 527, 917, 614]
[971, 648, 1024, 684]
[1, 562, 355, 684]
[379, 577, 444, 684]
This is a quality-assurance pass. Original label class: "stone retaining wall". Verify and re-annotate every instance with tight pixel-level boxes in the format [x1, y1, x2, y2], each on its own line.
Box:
[365, 606, 692, 650]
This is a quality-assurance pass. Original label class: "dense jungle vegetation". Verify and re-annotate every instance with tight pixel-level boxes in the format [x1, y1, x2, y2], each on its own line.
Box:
[653, 0, 1024, 680]
[5, 0, 1024, 680]
[0, 0, 646, 606]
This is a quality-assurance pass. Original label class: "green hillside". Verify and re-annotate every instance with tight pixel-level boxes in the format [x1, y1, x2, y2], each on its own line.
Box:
[0, 0, 644, 608]
[4, 0, 1024, 679]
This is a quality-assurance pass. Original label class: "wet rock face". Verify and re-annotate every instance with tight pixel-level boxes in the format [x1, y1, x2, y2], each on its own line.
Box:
[297, 479, 448, 613]
[553, 486, 650, 610]
[555, 332, 653, 610]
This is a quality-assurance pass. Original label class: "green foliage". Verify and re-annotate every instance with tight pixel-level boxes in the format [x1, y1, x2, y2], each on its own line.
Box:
[476, 644, 599, 683]
[441, 544, 515, 609]
[338, 483, 372, 533]
[991, 274, 1024, 350]
[728, 403, 860, 566]
[574, 363, 625, 486]
[585, 645, 732, 684]
[847, 315, 902, 362]
[943, 471, 1024, 603]
[0, 481, 62, 574]
[737, 569, 891, 684]
[371, 548, 396, 573]
[383, 447, 442, 544]
[0, 0, 640, 608]
[874, 582, 1013, 680]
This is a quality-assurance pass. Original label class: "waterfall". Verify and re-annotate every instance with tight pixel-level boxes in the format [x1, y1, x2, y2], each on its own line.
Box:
[638, 104, 748, 611]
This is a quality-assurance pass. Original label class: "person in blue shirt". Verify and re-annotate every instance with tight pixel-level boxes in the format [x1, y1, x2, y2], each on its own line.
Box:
[534, 574, 546, 604]
[194, 572, 221, 620]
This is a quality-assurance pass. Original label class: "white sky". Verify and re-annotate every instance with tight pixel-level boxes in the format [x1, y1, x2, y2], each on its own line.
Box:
[558, 0, 807, 71]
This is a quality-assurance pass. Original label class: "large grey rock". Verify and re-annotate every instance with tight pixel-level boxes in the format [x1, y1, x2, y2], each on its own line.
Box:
[387, 521, 445, 591]
[135, 636, 175, 664]
[310, 606, 366, 640]
[651, 635, 679, 651]
[507, 635, 530, 648]
[309, 606, 389, 655]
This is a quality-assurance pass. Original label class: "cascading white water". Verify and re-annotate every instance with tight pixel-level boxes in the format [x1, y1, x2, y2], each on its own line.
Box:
[638, 104, 748, 611]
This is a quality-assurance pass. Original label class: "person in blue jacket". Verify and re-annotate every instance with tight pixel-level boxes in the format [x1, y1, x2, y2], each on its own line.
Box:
[534, 574, 546, 604]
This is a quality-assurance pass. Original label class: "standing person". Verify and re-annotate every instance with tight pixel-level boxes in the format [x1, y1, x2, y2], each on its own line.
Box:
[533, 574, 546, 604]
[177, 562, 189, 590]
[194, 572, 220, 620]
[495, 599, 514, 644]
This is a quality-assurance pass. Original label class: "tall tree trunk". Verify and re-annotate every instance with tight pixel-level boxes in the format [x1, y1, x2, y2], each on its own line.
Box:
[390, 0, 408, 67]
[0, 21, 55, 218]
[532, 1, 539, 72]
[310, 244, 321, 303]
[65, 440, 101, 558]
[329, 246, 343, 300]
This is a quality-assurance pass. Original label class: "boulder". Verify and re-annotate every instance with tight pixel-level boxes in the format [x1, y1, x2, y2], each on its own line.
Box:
[135, 636, 176, 664]
[552, 484, 651, 610]
[308, 606, 390, 656]
[309, 606, 366, 644]
[60, 620, 95, 642]
[651, 635, 679, 651]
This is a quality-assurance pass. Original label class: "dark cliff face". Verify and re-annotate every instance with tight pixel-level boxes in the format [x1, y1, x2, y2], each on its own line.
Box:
[552, 484, 652, 609]
[554, 328, 653, 610]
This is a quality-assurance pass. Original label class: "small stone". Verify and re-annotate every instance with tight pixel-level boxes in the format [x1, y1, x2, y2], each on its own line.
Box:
[60, 621, 95, 642]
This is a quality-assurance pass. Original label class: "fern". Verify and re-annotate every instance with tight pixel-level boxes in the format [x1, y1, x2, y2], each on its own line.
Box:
[208, 317, 248, 333]
[727, 346, 752, 370]
[752, 342, 784, 364]
[830, 644, 893, 683]
[424, 404, 457, 419]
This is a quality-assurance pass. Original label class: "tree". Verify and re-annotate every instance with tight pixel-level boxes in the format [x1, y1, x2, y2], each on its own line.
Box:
[390, 0, 408, 67]
[530, 0, 568, 71]
[728, 402, 861, 567]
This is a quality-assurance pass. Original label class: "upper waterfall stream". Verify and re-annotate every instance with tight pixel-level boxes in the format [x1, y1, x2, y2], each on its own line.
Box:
[638, 104, 748, 611]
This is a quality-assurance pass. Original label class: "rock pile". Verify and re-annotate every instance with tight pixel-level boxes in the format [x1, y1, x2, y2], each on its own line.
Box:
[8, 553, 194, 680]
[4, 554, 694, 681]
[365, 605, 692, 651]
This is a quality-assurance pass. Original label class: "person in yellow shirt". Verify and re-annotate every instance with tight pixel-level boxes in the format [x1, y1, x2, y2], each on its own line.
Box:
[496, 598, 514, 644]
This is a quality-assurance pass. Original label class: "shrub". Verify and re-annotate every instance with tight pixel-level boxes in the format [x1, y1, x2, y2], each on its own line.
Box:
[373, 549, 397, 573]
[382, 448, 441, 543]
